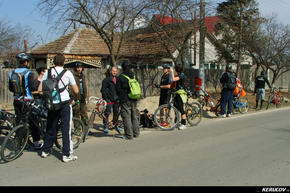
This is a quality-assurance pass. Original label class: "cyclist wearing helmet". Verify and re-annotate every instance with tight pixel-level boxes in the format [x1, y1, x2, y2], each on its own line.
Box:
[254, 71, 271, 109]
[8, 53, 43, 149]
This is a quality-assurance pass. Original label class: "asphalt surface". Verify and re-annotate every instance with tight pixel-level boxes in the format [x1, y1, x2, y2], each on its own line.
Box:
[0, 107, 290, 186]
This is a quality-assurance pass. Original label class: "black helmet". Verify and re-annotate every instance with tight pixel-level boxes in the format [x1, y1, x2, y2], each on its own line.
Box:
[261, 71, 265, 76]
[162, 63, 171, 69]
[226, 64, 232, 71]
[74, 62, 83, 68]
[16, 53, 31, 63]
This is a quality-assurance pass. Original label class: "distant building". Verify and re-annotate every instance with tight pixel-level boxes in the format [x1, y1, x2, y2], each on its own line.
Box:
[29, 15, 252, 70]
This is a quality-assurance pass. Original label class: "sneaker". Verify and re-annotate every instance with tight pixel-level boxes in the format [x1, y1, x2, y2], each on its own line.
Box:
[41, 151, 50, 158]
[178, 124, 187, 130]
[62, 155, 78, 163]
[122, 136, 133, 140]
[160, 122, 169, 127]
[103, 128, 109, 134]
[226, 113, 232, 118]
[33, 141, 43, 150]
[219, 114, 226, 118]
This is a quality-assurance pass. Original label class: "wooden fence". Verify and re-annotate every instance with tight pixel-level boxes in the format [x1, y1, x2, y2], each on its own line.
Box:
[0, 68, 162, 107]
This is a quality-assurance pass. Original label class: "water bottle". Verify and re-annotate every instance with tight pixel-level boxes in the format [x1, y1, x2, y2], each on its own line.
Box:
[52, 89, 60, 104]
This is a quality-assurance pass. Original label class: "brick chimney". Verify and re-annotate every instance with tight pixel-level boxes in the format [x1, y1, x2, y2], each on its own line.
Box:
[24, 40, 28, 53]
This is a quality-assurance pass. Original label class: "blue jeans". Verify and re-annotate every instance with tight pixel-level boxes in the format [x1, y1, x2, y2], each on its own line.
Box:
[220, 89, 234, 115]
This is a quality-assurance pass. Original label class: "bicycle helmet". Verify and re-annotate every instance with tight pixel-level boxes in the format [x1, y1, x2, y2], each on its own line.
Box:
[260, 71, 265, 76]
[16, 53, 31, 63]
[74, 62, 83, 68]
[226, 64, 232, 71]
[162, 63, 171, 69]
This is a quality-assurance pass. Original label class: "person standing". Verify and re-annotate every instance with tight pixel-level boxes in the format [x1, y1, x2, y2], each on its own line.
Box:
[158, 64, 173, 107]
[31, 67, 47, 100]
[71, 63, 89, 126]
[40, 54, 79, 163]
[254, 71, 272, 109]
[170, 65, 187, 130]
[116, 61, 140, 140]
[8, 53, 43, 149]
[219, 64, 237, 118]
[101, 66, 120, 134]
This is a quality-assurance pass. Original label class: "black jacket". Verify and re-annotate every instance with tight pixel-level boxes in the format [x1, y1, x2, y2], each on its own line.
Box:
[101, 75, 120, 102]
[255, 75, 271, 92]
[72, 70, 88, 102]
[116, 70, 136, 104]
[220, 71, 236, 90]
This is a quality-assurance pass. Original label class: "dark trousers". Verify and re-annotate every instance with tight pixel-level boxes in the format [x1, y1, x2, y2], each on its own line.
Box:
[174, 94, 185, 115]
[103, 102, 119, 129]
[120, 101, 139, 138]
[220, 89, 234, 115]
[73, 102, 89, 126]
[43, 104, 73, 156]
[14, 99, 40, 142]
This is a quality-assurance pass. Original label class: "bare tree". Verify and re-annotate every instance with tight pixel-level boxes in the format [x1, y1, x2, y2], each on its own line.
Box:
[0, 19, 18, 53]
[215, 0, 260, 75]
[245, 16, 290, 85]
[38, 0, 155, 66]
[134, 0, 201, 67]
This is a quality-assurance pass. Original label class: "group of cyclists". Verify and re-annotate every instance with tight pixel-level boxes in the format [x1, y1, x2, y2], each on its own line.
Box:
[2, 52, 274, 163]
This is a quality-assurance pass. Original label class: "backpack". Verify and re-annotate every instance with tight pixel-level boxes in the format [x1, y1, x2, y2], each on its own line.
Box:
[42, 68, 68, 111]
[8, 69, 30, 96]
[140, 109, 156, 128]
[121, 74, 142, 100]
[226, 72, 237, 90]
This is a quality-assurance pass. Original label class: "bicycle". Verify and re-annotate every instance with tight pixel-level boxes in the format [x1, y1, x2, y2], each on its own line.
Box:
[84, 96, 124, 141]
[198, 88, 249, 117]
[153, 89, 202, 130]
[0, 99, 85, 162]
[266, 87, 285, 109]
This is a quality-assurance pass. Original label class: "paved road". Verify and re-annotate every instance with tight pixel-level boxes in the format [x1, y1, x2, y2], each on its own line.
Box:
[1, 107, 290, 186]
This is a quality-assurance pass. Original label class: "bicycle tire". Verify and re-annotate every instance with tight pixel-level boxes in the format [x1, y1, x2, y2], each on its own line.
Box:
[1, 124, 29, 162]
[186, 102, 202, 126]
[27, 119, 46, 149]
[276, 96, 284, 108]
[215, 104, 221, 117]
[153, 104, 180, 130]
[238, 98, 249, 114]
[266, 95, 273, 110]
[55, 117, 85, 150]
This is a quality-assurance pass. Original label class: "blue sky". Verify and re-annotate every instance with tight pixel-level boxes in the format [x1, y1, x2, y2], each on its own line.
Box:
[1, 0, 290, 44]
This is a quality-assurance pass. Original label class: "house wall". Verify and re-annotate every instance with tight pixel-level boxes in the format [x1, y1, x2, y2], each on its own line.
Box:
[188, 32, 220, 69]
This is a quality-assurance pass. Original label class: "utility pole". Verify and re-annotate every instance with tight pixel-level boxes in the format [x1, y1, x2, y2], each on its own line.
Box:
[199, 0, 206, 91]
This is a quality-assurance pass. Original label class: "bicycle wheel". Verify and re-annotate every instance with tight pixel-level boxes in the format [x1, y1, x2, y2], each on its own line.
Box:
[266, 95, 274, 110]
[186, 102, 202, 126]
[153, 104, 180, 130]
[55, 117, 85, 150]
[276, 96, 284, 108]
[27, 119, 46, 149]
[1, 124, 29, 162]
[215, 104, 221, 117]
[238, 98, 249, 114]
